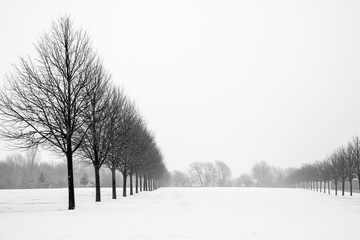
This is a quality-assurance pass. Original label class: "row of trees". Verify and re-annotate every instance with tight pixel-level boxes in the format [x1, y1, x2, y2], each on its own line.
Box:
[0, 16, 168, 210]
[288, 136, 360, 196]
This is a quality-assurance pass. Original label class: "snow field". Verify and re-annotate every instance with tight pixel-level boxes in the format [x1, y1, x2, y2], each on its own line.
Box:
[0, 187, 360, 240]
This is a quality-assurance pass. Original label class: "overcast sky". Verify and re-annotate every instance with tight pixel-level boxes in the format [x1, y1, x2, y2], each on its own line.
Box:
[1, 0, 360, 176]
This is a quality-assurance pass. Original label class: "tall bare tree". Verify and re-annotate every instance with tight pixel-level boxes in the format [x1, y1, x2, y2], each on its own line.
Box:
[0, 17, 96, 210]
[77, 60, 111, 202]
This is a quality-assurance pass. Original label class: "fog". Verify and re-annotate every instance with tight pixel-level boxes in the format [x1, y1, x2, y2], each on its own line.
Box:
[1, 0, 360, 175]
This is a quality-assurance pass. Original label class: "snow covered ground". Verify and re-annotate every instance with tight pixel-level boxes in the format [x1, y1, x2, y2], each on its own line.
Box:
[0, 187, 360, 240]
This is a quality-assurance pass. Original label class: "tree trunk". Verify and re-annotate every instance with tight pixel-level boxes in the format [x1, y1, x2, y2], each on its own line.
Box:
[111, 168, 117, 199]
[342, 181, 345, 196]
[350, 180, 353, 196]
[130, 173, 133, 195]
[66, 150, 75, 210]
[136, 172, 138, 194]
[323, 181, 326, 193]
[144, 175, 147, 191]
[320, 181, 322, 192]
[123, 170, 127, 197]
[328, 181, 330, 195]
[140, 174, 143, 192]
[335, 181, 338, 196]
[94, 165, 101, 202]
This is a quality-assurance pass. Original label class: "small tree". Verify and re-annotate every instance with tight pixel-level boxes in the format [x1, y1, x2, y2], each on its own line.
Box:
[39, 171, 46, 188]
[188, 162, 217, 187]
[80, 173, 89, 186]
[215, 160, 232, 187]
[252, 161, 274, 187]
[171, 170, 189, 187]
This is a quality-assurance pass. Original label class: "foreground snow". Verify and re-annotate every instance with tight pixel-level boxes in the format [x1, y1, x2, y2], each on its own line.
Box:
[0, 187, 359, 240]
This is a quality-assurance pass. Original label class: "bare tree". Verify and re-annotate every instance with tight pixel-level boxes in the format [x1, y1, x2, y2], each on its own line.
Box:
[351, 136, 360, 193]
[336, 147, 348, 196]
[24, 145, 40, 187]
[330, 152, 340, 195]
[323, 159, 332, 195]
[234, 173, 254, 187]
[252, 161, 274, 187]
[344, 142, 356, 196]
[171, 170, 190, 187]
[215, 160, 232, 187]
[188, 162, 217, 187]
[0, 17, 96, 210]
[77, 60, 111, 202]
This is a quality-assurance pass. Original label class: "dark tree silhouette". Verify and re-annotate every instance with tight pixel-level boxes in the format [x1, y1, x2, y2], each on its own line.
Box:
[0, 17, 96, 210]
[78, 60, 111, 202]
[104, 87, 136, 199]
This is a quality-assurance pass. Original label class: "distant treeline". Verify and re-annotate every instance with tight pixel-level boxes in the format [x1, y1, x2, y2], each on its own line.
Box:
[0, 152, 124, 189]
[170, 160, 297, 188]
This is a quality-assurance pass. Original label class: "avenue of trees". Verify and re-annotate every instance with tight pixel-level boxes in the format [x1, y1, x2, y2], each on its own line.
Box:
[0, 17, 168, 210]
[287, 136, 360, 196]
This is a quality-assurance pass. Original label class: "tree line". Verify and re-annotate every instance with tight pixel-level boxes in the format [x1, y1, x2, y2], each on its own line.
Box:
[0, 16, 168, 210]
[0, 148, 126, 189]
[170, 160, 295, 188]
[287, 136, 360, 196]
[171, 161, 232, 187]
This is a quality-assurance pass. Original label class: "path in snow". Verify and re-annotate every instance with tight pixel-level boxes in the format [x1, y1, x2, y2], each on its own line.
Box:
[0, 187, 360, 240]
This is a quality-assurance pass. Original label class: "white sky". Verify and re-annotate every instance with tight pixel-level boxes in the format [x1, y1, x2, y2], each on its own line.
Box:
[1, 0, 360, 176]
